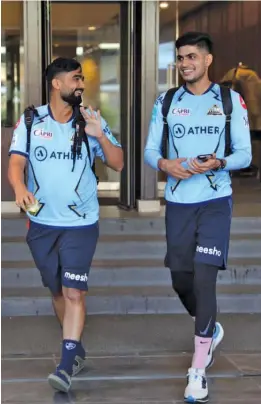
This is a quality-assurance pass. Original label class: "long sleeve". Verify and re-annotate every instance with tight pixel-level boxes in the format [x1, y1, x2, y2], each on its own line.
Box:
[9, 114, 28, 158]
[224, 91, 252, 171]
[144, 94, 165, 171]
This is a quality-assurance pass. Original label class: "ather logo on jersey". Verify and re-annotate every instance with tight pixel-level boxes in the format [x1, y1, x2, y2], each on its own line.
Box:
[172, 125, 220, 138]
[49, 151, 83, 160]
[33, 147, 83, 161]
[196, 245, 222, 257]
[187, 126, 220, 135]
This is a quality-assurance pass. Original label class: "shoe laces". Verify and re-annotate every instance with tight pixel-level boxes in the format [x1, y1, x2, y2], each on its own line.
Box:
[187, 368, 207, 388]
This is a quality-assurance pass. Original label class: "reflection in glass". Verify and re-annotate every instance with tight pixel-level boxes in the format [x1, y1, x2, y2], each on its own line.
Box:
[51, 2, 120, 184]
[1, 1, 24, 126]
[158, 4, 176, 185]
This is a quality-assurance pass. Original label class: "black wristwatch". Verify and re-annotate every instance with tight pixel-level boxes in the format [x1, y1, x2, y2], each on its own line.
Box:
[214, 159, 226, 171]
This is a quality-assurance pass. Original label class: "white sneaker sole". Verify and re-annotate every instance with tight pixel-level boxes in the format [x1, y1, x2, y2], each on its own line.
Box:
[184, 394, 209, 403]
[48, 373, 71, 393]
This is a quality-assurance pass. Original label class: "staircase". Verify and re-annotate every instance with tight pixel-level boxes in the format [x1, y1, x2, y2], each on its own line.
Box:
[2, 213, 261, 316]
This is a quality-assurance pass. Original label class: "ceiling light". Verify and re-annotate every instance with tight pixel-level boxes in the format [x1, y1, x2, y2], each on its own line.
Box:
[88, 26, 96, 31]
[98, 43, 120, 50]
[160, 2, 169, 9]
[76, 47, 84, 56]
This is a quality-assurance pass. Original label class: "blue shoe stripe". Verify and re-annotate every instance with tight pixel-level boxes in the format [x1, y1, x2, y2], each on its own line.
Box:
[213, 323, 220, 339]
[185, 396, 196, 403]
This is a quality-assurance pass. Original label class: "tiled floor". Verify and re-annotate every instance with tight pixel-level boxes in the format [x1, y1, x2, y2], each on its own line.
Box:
[2, 353, 261, 403]
[2, 314, 261, 403]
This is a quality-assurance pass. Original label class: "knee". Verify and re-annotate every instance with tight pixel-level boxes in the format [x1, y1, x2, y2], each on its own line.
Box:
[63, 288, 86, 304]
[52, 291, 63, 301]
[171, 271, 193, 295]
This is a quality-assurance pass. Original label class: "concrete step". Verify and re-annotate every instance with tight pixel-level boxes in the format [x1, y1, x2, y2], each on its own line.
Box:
[2, 216, 261, 317]
[2, 263, 261, 288]
[2, 239, 261, 262]
[2, 216, 261, 237]
[3, 284, 261, 297]
[2, 285, 261, 316]
[3, 233, 261, 243]
[2, 314, 261, 356]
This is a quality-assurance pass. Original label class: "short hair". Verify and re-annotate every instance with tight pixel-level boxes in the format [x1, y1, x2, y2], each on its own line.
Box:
[45, 57, 82, 90]
[176, 32, 213, 54]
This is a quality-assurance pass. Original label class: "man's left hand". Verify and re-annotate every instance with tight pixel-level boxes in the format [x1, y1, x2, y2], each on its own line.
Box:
[188, 153, 220, 174]
[80, 106, 104, 139]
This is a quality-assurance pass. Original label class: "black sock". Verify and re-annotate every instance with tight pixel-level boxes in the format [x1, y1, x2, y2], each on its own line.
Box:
[59, 339, 81, 375]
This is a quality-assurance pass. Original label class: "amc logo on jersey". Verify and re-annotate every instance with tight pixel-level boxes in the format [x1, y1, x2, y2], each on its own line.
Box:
[34, 129, 53, 139]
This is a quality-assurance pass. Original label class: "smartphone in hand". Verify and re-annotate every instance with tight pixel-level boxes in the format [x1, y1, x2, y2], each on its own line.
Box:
[197, 154, 213, 163]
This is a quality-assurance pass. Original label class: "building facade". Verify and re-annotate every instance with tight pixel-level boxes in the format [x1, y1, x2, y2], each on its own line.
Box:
[2, 0, 261, 211]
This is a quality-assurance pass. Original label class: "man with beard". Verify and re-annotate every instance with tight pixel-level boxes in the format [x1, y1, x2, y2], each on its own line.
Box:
[145, 32, 251, 403]
[8, 57, 124, 392]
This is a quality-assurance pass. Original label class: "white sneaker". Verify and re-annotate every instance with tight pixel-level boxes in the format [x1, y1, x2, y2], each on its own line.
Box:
[206, 322, 224, 369]
[184, 368, 208, 403]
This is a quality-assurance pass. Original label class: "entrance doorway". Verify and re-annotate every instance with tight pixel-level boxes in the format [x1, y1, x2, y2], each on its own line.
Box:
[49, 1, 121, 199]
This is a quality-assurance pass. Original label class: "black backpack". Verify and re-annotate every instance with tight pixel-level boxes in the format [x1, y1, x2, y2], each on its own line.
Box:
[161, 85, 233, 159]
[23, 105, 98, 183]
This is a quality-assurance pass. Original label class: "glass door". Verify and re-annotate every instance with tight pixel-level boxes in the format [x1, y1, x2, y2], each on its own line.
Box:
[48, 1, 121, 196]
[157, 1, 179, 195]
[1, 0, 24, 202]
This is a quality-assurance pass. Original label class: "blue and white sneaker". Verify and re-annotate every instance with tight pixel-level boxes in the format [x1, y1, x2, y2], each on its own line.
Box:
[184, 368, 208, 403]
[48, 368, 71, 393]
[206, 322, 224, 369]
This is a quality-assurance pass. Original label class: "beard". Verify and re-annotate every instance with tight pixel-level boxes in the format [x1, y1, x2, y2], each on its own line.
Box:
[61, 89, 83, 106]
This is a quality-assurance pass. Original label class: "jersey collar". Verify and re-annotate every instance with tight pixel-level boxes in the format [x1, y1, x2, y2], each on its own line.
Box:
[183, 83, 215, 96]
[48, 104, 75, 123]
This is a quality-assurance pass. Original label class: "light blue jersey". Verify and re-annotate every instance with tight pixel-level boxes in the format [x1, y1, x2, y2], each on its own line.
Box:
[9, 105, 121, 227]
[145, 84, 252, 204]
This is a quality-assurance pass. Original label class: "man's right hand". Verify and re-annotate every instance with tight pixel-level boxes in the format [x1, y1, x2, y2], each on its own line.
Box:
[158, 158, 192, 180]
[14, 184, 36, 211]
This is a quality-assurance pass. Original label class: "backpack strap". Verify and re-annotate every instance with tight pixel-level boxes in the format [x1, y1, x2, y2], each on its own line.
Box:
[161, 87, 179, 159]
[82, 132, 99, 184]
[24, 105, 37, 154]
[220, 85, 233, 157]
[75, 110, 99, 184]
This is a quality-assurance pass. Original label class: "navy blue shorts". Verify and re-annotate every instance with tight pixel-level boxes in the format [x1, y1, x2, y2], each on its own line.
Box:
[164, 196, 233, 272]
[26, 221, 99, 294]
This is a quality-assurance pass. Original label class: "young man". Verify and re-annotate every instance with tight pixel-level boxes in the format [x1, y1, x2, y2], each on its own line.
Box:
[8, 57, 123, 393]
[144, 32, 251, 403]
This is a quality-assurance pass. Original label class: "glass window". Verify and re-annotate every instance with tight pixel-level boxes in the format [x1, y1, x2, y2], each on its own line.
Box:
[157, 0, 261, 194]
[1, 0, 24, 127]
[158, 1, 177, 97]
[158, 1, 176, 185]
[51, 2, 120, 184]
